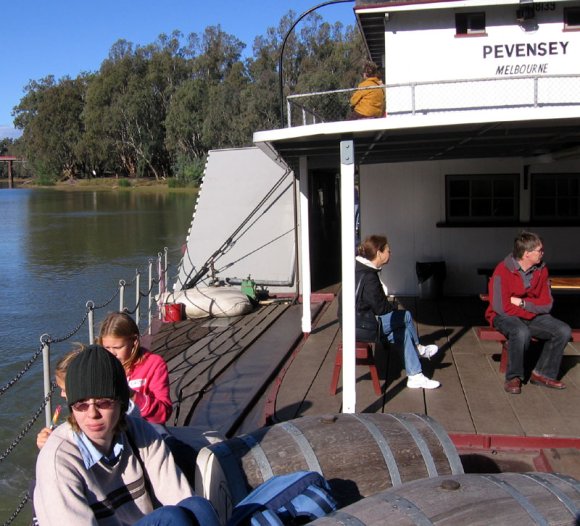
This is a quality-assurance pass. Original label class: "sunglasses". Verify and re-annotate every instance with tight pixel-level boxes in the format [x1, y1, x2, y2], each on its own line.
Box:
[71, 398, 117, 412]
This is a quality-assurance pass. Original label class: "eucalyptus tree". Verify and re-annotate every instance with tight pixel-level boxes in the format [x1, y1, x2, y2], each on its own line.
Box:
[165, 26, 248, 177]
[0, 138, 10, 156]
[242, 10, 364, 130]
[240, 34, 283, 135]
[13, 74, 89, 181]
[84, 33, 192, 179]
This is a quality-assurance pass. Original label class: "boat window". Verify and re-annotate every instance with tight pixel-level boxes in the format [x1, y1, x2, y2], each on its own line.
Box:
[445, 174, 518, 223]
[532, 173, 580, 221]
[455, 12, 487, 36]
[564, 7, 580, 30]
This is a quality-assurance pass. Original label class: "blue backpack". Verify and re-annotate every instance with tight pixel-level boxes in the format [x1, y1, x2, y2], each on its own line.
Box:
[226, 471, 337, 526]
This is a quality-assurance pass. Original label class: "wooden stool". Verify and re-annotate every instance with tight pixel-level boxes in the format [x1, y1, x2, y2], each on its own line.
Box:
[476, 327, 509, 374]
[330, 342, 381, 396]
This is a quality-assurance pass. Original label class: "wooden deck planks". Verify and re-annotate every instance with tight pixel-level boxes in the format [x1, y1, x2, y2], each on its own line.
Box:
[275, 298, 342, 420]
[183, 303, 307, 435]
[454, 351, 524, 436]
[415, 299, 475, 434]
[155, 294, 580, 443]
[169, 303, 292, 425]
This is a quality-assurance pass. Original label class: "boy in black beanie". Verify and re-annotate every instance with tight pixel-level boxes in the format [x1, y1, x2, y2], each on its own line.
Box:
[34, 344, 219, 526]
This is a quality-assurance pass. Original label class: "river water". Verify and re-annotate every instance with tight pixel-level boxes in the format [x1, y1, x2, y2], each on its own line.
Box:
[0, 186, 195, 525]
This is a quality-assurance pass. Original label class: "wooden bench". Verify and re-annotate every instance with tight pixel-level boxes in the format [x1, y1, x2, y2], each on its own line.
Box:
[476, 293, 580, 373]
[476, 326, 511, 373]
[477, 326, 580, 373]
[330, 341, 381, 396]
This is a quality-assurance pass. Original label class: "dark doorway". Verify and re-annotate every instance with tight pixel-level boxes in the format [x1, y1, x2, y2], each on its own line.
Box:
[308, 169, 342, 291]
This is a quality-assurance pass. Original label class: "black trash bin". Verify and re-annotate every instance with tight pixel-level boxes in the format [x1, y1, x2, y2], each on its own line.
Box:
[416, 261, 446, 299]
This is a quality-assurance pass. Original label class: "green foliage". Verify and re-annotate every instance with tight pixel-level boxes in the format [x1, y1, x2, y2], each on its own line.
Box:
[0, 137, 11, 156]
[170, 155, 205, 187]
[32, 163, 57, 186]
[12, 11, 364, 181]
[117, 178, 132, 187]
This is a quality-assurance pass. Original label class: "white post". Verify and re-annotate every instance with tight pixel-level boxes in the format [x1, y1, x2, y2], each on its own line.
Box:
[135, 270, 141, 322]
[119, 280, 126, 312]
[148, 260, 153, 335]
[299, 156, 312, 334]
[41, 337, 52, 428]
[87, 301, 95, 345]
[340, 140, 356, 414]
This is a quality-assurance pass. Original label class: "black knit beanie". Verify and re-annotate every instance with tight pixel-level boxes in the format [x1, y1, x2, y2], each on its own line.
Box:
[65, 344, 130, 412]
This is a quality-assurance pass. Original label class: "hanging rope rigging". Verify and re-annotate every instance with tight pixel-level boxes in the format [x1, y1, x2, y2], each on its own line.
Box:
[181, 166, 293, 290]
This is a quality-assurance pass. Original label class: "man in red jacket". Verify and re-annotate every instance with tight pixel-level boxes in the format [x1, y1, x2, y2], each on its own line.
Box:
[485, 231, 571, 394]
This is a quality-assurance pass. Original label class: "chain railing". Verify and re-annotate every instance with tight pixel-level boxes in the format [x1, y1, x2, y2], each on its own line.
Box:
[286, 73, 580, 127]
[0, 247, 169, 525]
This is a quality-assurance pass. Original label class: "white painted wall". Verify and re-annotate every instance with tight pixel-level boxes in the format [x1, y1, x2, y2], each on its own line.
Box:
[359, 157, 580, 296]
[383, 3, 580, 113]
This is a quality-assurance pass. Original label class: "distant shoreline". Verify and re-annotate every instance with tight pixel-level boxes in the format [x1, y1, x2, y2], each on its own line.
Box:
[2, 177, 198, 193]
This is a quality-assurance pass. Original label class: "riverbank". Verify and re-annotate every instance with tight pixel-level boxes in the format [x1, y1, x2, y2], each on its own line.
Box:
[6, 177, 198, 193]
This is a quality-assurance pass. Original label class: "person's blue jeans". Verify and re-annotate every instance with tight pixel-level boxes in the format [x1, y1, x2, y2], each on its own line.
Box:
[492, 314, 570, 381]
[134, 496, 220, 526]
[379, 310, 422, 375]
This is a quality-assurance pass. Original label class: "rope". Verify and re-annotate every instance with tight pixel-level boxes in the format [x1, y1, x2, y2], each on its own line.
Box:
[0, 344, 44, 398]
[0, 387, 54, 462]
[2, 491, 30, 526]
[43, 309, 89, 345]
[91, 287, 120, 310]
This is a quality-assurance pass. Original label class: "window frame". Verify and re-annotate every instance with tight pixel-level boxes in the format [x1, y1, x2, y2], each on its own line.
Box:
[455, 12, 487, 37]
[531, 173, 580, 221]
[564, 7, 580, 30]
[445, 173, 519, 224]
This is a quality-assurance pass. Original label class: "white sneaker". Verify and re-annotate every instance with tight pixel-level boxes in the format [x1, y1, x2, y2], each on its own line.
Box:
[417, 344, 439, 359]
[407, 373, 440, 389]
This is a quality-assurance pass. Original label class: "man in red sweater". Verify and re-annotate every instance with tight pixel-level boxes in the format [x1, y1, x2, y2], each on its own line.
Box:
[485, 231, 571, 394]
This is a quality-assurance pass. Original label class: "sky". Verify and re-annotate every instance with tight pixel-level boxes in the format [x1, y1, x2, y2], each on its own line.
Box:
[0, 0, 356, 139]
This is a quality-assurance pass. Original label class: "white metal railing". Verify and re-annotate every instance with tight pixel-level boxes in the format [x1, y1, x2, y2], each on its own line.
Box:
[286, 73, 580, 127]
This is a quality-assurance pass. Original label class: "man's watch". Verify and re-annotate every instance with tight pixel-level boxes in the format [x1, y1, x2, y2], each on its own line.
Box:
[519, 299, 525, 308]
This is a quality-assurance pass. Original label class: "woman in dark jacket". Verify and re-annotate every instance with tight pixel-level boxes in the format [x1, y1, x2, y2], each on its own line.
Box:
[356, 235, 440, 389]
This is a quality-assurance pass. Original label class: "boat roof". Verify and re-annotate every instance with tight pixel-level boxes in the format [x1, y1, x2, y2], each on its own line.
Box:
[254, 108, 580, 167]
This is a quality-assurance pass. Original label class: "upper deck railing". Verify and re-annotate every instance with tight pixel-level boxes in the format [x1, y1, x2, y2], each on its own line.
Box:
[286, 73, 580, 128]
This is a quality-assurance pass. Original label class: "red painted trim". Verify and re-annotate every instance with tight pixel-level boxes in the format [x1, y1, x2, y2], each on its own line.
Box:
[451, 433, 580, 450]
[533, 450, 553, 473]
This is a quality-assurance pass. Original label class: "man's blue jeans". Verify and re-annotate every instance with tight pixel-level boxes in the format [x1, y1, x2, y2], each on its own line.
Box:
[134, 496, 220, 526]
[379, 310, 422, 375]
[492, 314, 570, 380]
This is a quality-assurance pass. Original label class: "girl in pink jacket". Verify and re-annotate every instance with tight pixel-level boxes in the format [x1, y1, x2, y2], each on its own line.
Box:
[99, 311, 173, 424]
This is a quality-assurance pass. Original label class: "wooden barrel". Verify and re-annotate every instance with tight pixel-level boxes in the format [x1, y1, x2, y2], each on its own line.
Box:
[195, 413, 463, 524]
[310, 472, 580, 525]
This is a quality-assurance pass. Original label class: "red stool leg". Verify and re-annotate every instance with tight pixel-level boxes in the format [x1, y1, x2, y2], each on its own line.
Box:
[329, 345, 343, 395]
[331, 343, 382, 396]
[366, 344, 381, 395]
